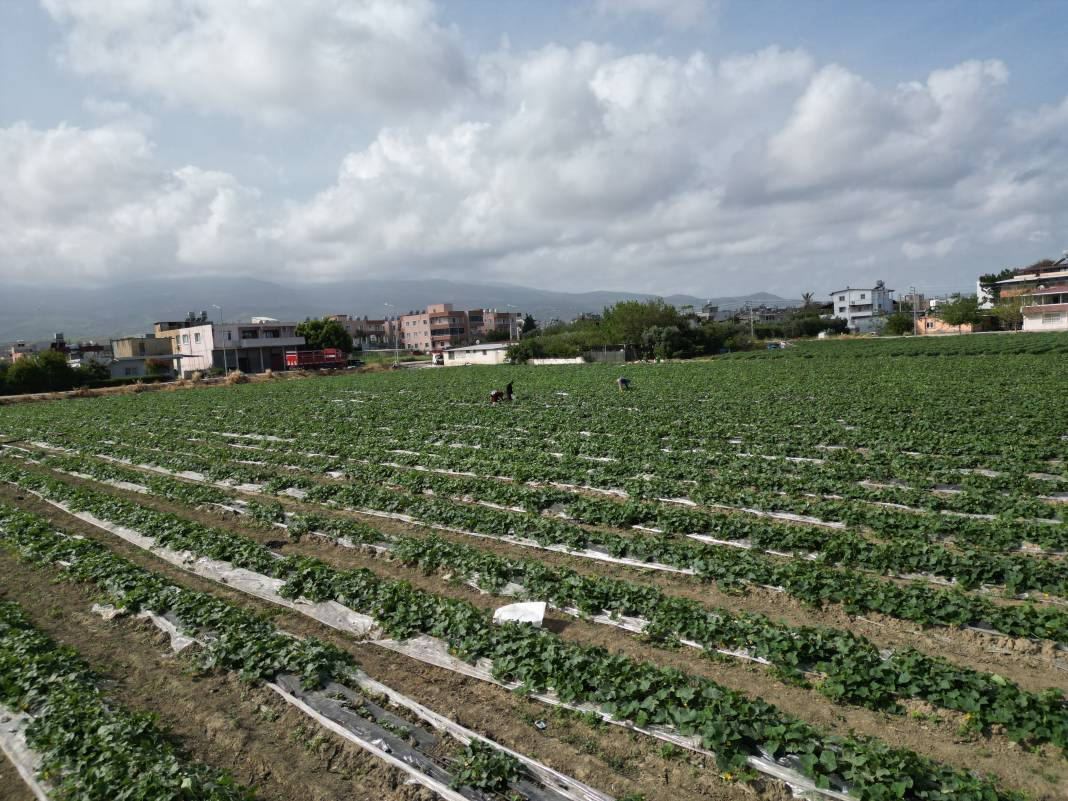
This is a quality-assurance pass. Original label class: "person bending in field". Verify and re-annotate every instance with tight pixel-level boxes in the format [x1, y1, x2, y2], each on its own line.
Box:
[505, 381, 513, 401]
[617, 377, 631, 392]
[490, 389, 504, 405]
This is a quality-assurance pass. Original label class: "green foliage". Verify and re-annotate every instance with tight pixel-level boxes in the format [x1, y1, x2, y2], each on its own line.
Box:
[602, 298, 680, 344]
[295, 318, 353, 352]
[0, 596, 254, 801]
[450, 741, 522, 792]
[883, 312, 914, 336]
[3, 350, 78, 395]
[937, 296, 981, 331]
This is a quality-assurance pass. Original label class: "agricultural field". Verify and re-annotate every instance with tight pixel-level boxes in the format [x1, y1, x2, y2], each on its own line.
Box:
[0, 332, 1066, 801]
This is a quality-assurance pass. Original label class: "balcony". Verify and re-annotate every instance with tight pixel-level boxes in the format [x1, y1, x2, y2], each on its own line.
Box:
[229, 336, 305, 349]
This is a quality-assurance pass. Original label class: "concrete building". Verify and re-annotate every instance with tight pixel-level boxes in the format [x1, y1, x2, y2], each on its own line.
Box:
[468, 309, 522, 341]
[442, 342, 512, 366]
[995, 255, 1068, 300]
[109, 335, 182, 378]
[1022, 284, 1068, 331]
[325, 315, 392, 349]
[154, 317, 303, 376]
[829, 281, 895, 333]
[914, 315, 975, 335]
[392, 304, 522, 351]
[8, 341, 34, 362]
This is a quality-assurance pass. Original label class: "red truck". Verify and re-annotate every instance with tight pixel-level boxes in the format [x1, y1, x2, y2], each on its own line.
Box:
[284, 348, 348, 369]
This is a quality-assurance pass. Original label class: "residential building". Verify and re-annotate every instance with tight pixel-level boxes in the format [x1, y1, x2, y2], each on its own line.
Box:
[914, 315, 975, 335]
[829, 281, 895, 333]
[468, 308, 522, 341]
[1022, 284, 1068, 332]
[66, 341, 110, 370]
[442, 342, 511, 366]
[324, 314, 393, 349]
[154, 316, 303, 376]
[390, 304, 522, 351]
[995, 254, 1068, 300]
[8, 341, 34, 362]
[109, 335, 181, 378]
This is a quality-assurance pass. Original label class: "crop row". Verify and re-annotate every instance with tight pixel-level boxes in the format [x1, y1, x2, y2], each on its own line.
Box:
[9, 451, 1066, 643]
[30, 445, 1068, 598]
[0, 480, 1021, 801]
[17, 408, 1066, 553]
[20, 447, 1068, 754]
[0, 503, 581, 801]
[0, 596, 254, 801]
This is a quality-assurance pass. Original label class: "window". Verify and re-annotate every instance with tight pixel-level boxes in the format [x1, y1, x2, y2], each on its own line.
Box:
[838, 295, 845, 301]
[225, 330, 232, 341]
[181, 334, 189, 345]
[193, 332, 201, 344]
[837, 306, 846, 313]
[125, 367, 136, 376]
[860, 293, 866, 299]
[1042, 312, 1064, 324]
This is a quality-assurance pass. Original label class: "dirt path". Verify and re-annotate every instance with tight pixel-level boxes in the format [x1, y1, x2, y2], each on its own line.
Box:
[0, 756, 34, 801]
[0, 485, 770, 801]
[0, 552, 440, 801]
[4, 478, 1065, 800]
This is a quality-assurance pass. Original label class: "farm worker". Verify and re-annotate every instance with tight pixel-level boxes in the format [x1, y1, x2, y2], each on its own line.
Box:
[490, 389, 504, 405]
[617, 377, 630, 392]
[505, 381, 513, 401]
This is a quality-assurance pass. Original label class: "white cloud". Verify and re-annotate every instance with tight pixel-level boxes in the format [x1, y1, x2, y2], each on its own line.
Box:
[41, 0, 468, 124]
[0, 120, 268, 280]
[6, 33, 1068, 294]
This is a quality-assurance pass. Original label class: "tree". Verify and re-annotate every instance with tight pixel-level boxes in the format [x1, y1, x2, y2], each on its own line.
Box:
[483, 329, 510, 343]
[883, 312, 914, 336]
[521, 314, 537, 334]
[801, 291, 815, 309]
[295, 318, 353, 352]
[3, 350, 76, 394]
[602, 298, 679, 345]
[939, 295, 981, 333]
[992, 297, 1024, 330]
[978, 268, 1016, 303]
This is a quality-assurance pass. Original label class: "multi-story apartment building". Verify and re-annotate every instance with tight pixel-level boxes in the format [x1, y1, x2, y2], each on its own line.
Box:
[154, 315, 304, 376]
[1022, 284, 1068, 331]
[829, 281, 895, 333]
[325, 315, 392, 349]
[994, 255, 1068, 300]
[390, 304, 522, 351]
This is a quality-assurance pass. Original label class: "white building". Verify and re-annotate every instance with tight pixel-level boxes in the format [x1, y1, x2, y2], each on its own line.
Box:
[1022, 284, 1068, 332]
[829, 281, 895, 333]
[154, 318, 304, 376]
[442, 342, 512, 366]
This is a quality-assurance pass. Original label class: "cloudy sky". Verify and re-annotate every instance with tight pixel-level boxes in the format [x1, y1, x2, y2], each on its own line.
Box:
[2, 1, 1067, 298]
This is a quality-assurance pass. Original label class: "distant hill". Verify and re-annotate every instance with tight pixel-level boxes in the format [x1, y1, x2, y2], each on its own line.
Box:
[0, 277, 799, 344]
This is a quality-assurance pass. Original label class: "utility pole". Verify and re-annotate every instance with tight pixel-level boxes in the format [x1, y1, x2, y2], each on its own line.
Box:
[747, 303, 755, 338]
[909, 287, 918, 335]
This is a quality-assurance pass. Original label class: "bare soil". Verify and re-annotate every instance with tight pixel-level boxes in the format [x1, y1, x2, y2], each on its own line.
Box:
[0, 551, 440, 801]
[0, 755, 34, 801]
[4, 477, 1065, 800]
[0, 485, 774, 801]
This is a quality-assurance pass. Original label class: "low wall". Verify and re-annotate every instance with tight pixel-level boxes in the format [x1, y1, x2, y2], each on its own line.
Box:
[528, 357, 585, 365]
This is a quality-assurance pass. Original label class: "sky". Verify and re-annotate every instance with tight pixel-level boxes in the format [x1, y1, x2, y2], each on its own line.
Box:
[2, 0, 1067, 300]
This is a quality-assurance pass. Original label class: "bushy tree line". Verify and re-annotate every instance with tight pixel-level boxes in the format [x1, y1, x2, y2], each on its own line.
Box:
[0, 351, 108, 396]
[508, 299, 845, 362]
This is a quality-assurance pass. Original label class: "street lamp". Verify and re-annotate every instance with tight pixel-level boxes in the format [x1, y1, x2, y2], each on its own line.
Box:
[384, 303, 400, 366]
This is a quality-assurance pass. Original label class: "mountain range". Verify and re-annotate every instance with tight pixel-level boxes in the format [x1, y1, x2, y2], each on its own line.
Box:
[0, 277, 798, 345]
